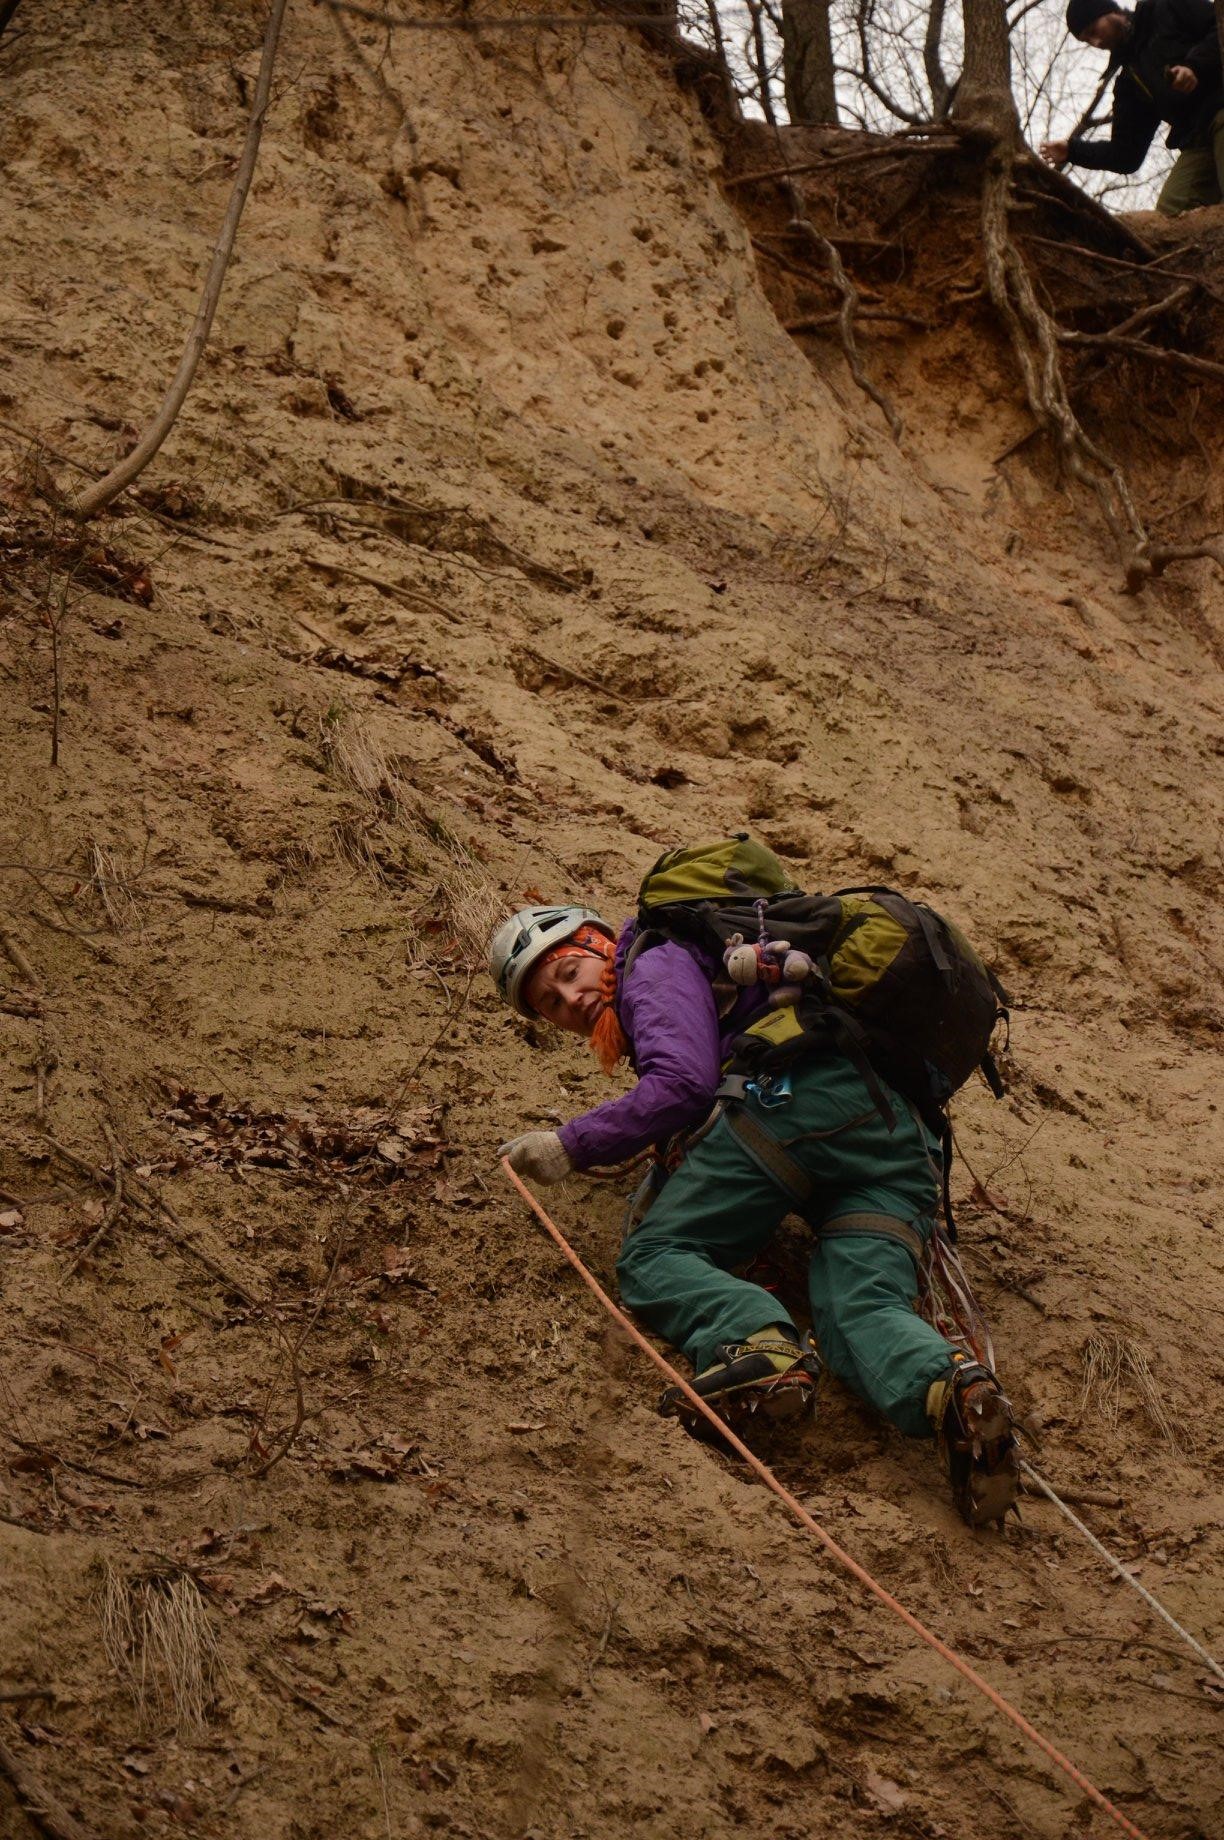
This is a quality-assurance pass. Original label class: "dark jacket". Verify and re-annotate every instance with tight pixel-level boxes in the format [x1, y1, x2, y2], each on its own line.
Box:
[1068, 0, 1223, 172]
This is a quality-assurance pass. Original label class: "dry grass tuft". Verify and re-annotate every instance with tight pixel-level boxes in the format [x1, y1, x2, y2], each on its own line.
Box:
[1079, 1328, 1182, 1451]
[319, 704, 503, 966]
[423, 825, 505, 970]
[97, 1563, 227, 1735]
[319, 704, 409, 874]
[86, 838, 143, 935]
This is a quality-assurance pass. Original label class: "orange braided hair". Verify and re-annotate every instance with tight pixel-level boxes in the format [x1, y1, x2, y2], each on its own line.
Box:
[589, 954, 629, 1075]
[533, 923, 629, 1075]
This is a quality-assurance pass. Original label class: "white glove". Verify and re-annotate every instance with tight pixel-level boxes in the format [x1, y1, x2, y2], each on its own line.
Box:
[498, 1131, 573, 1185]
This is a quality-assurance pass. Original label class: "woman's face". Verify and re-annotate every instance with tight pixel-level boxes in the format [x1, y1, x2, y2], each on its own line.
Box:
[525, 951, 606, 1037]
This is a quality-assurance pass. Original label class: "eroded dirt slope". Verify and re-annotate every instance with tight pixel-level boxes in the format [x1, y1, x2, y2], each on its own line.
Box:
[0, 4, 1221, 1839]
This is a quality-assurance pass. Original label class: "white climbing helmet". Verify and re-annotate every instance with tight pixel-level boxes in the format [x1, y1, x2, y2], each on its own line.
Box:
[488, 905, 614, 1017]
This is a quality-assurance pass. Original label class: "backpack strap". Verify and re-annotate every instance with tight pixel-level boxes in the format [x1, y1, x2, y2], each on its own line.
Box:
[720, 1103, 815, 1208]
[622, 926, 664, 979]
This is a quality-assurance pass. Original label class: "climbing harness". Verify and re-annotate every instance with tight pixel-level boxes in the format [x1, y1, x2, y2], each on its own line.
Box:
[503, 1157, 1155, 1840]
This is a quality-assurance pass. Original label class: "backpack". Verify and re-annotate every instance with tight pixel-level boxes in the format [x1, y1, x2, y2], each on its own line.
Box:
[630, 836, 1009, 1138]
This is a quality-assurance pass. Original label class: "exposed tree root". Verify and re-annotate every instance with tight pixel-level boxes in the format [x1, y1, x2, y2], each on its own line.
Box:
[782, 199, 904, 437]
[0, 1729, 96, 1840]
[980, 150, 1147, 573]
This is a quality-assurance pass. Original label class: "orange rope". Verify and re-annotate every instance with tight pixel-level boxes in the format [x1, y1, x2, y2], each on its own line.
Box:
[501, 1158, 1151, 1840]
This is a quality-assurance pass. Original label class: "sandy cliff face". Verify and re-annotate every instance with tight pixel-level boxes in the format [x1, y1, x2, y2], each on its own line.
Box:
[0, 4, 1221, 1837]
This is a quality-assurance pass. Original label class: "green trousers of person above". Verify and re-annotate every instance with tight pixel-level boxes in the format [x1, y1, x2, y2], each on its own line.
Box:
[1158, 108, 1224, 213]
[616, 1053, 960, 1440]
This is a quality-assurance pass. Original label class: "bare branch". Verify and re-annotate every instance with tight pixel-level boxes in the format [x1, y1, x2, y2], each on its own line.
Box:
[923, 0, 952, 117]
[72, 0, 290, 520]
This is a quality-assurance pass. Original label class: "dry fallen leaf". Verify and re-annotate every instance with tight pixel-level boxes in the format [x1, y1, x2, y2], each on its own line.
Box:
[247, 1573, 291, 1604]
[862, 1764, 909, 1813]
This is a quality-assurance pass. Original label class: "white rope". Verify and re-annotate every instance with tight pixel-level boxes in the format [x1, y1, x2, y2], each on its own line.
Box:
[1019, 1460, 1224, 1685]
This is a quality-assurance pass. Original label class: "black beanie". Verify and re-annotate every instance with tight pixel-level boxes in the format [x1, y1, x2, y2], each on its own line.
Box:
[1066, 0, 1122, 33]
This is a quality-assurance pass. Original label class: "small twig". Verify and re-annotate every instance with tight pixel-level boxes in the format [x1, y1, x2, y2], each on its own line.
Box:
[33, 1032, 56, 1124]
[0, 1688, 54, 1705]
[44, 568, 77, 767]
[1058, 326, 1224, 384]
[0, 994, 43, 1019]
[64, 1124, 125, 1278]
[1018, 233, 1207, 288]
[1086, 282, 1195, 342]
[380, 969, 476, 1120]
[0, 1511, 51, 1535]
[0, 1730, 98, 1840]
[46, 1138, 259, 1305]
[219, 1765, 269, 1812]
[177, 889, 270, 916]
[993, 424, 1042, 466]
[1019, 1481, 1122, 1510]
[519, 646, 632, 706]
[26, 908, 113, 958]
[0, 927, 37, 985]
[249, 1656, 356, 1733]
[0, 418, 234, 548]
[249, 1320, 308, 1480]
[73, 0, 290, 519]
[301, 555, 461, 624]
[251, 1175, 356, 1478]
[725, 136, 956, 189]
[7, 1435, 145, 1491]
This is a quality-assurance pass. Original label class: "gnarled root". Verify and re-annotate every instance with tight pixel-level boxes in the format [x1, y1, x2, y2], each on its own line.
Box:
[980, 150, 1147, 576]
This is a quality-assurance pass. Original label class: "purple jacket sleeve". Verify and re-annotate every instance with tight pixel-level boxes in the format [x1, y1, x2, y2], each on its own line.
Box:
[557, 942, 722, 1169]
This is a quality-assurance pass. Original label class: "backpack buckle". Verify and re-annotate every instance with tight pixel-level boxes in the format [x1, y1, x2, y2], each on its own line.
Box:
[748, 1071, 793, 1109]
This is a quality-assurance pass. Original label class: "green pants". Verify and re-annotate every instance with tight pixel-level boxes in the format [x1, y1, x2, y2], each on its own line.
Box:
[1157, 110, 1224, 216]
[616, 1055, 959, 1438]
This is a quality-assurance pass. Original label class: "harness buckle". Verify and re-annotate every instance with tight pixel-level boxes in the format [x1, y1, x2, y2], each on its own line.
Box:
[748, 1071, 794, 1109]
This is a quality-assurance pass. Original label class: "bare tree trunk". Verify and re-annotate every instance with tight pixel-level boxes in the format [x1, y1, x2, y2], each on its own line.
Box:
[781, 0, 839, 123]
[73, 0, 290, 520]
[923, 0, 952, 118]
[954, 0, 1019, 142]
[745, 0, 779, 124]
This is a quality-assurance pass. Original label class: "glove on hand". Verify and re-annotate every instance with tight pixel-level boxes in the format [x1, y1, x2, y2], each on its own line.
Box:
[498, 1130, 573, 1185]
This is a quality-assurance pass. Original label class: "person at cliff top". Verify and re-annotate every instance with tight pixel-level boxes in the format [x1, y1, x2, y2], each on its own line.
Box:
[489, 903, 1019, 1527]
[1039, 0, 1223, 215]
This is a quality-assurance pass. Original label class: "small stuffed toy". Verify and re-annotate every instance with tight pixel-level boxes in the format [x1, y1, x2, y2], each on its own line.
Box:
[723, 933, 816, 998]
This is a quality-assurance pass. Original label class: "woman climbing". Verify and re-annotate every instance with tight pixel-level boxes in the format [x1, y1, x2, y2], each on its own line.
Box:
[488, 887, 1019, 1527]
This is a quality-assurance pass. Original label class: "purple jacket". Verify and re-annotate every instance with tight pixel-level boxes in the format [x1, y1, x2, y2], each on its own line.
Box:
[557, 921, 766, 1171]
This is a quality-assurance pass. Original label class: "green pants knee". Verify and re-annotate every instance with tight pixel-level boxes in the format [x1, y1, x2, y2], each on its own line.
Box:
[1157, 110, 1224, 215]
[615, 1054, 959, 1438]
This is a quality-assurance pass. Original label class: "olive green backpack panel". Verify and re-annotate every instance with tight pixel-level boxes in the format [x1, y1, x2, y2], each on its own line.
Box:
[638, 836, 799, 910]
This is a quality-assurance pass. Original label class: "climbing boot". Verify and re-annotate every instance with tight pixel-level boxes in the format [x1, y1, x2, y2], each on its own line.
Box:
[660, 1327, 819, 1426]
[927, 1355, 1019, 1528]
